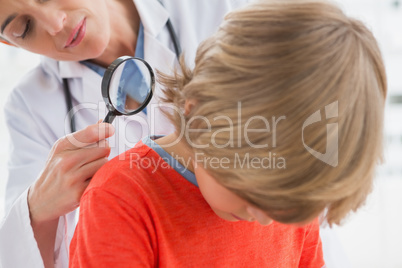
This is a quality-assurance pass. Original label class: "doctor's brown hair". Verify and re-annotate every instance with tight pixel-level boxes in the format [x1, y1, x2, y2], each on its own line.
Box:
[159, 0, 387, 225]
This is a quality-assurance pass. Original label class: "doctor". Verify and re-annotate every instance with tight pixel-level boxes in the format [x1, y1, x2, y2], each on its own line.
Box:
[0, 0, 248, 267]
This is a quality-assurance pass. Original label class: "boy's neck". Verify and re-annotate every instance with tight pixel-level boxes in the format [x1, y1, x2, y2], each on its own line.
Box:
[153, 133, 195, 172]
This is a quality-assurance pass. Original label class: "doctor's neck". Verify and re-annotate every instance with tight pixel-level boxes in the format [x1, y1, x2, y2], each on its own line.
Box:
[90, 0, 140, 68]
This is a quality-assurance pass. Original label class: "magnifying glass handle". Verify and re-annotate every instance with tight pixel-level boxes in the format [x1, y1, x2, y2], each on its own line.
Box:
[103, 111, 116, 124]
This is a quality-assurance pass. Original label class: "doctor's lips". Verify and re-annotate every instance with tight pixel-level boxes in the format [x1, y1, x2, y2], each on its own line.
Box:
[65, 18, 86, 48]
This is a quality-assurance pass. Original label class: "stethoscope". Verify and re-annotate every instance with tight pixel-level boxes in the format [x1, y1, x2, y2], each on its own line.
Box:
[63, 0, 181, 133]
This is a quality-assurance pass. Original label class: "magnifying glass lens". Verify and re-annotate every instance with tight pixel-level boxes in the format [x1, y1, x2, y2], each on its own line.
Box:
[102, 57, 154, 123]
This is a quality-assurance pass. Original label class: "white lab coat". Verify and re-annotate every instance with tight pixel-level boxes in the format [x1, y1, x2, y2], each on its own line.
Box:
[0, 1, 248, 267]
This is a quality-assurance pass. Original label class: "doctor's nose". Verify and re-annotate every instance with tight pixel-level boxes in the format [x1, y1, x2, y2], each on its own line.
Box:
[37, 10, 67, 35]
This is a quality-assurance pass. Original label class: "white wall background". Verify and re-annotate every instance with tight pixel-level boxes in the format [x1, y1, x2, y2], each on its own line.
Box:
[0, 0, 401, 267]
[331, 1, 402, 267]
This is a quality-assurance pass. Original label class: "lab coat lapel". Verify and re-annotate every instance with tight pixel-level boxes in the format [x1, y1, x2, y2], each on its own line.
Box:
[80, 68, 104, 110]
[75, 67, 106, 128]
[134, 0, 176, 72]
[58, 60, 106, 129]
[144, 32, 176, 74]
[133, 0, 169, 38]
[58, 61, 103, 107]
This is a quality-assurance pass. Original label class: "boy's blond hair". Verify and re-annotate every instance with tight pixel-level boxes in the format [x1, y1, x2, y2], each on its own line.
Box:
[159, 0, 387, 225]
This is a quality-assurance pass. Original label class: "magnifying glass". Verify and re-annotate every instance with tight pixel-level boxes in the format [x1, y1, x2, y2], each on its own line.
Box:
[102, 56, 155, 123]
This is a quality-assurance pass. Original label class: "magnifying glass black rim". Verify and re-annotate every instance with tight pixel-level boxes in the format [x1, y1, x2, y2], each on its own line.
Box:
[101, 56, 155, 116]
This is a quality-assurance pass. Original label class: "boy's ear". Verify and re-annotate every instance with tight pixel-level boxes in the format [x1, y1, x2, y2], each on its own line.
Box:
[184, 99, 197, 116]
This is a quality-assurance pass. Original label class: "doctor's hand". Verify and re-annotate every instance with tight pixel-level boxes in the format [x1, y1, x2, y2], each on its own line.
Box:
[27, 123, 115, 225]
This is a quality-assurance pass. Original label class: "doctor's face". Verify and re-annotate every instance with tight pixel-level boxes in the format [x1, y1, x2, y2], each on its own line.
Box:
[0, 0, 111, 61]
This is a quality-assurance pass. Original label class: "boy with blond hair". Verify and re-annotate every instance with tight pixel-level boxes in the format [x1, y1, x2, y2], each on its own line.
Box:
[70, 0, 387, 266]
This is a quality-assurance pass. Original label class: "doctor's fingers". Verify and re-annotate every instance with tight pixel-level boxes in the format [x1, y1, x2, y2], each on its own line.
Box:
[28, 155, 109, 222]
[56, 140, 112, 172]
[52, 123, 115, 153]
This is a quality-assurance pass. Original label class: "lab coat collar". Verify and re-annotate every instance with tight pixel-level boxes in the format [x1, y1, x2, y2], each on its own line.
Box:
[39, 56, 101, 109]
[133, 0, 169, 38]
[40, 56, 86, 79]
[58, 60, 86, 78]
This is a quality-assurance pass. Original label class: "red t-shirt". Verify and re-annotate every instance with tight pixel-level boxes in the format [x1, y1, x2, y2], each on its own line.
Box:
[70, 141, 325, 267]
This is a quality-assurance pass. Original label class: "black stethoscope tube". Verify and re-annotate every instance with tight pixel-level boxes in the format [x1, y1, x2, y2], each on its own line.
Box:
[63, 5, 181, 133]
[63, 78, 76, 133]
[166, 18, 182, 59]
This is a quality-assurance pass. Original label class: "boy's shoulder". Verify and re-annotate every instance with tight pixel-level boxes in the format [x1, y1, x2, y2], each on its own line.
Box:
[85, 141, 156, 194]
[85, 140, 179, 199]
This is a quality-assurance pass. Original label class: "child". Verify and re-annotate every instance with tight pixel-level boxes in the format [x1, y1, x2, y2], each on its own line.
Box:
[70, 0, 387, 267]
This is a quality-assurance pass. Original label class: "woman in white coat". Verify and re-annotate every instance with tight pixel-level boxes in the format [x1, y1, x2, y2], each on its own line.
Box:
[0, 0, 248, 267]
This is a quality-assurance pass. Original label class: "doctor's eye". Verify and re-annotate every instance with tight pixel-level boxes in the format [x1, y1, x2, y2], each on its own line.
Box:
[12, 18, 33, 40]
[21, 19, 32, 39]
